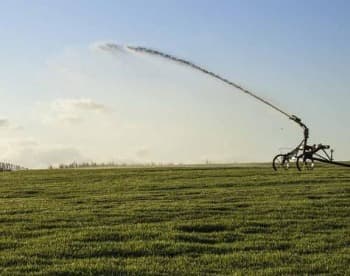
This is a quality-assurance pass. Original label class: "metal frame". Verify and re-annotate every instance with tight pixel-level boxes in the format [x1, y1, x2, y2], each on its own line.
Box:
[273, 116, 350, 171]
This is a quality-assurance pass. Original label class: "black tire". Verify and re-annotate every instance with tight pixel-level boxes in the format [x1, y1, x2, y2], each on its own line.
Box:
[272, 154, 289, 171]
[296, 155, 314, 171]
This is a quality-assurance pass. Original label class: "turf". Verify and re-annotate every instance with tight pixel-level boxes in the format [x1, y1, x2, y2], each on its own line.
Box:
[0, 165, 349, 275]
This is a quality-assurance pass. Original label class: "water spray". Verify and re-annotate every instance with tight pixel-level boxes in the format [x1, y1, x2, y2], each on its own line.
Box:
[100, 43, 350, 171]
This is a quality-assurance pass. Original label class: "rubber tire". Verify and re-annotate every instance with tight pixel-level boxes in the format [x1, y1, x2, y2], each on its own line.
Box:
[296, 156, 314, 171]
[273, 154, 289, 171]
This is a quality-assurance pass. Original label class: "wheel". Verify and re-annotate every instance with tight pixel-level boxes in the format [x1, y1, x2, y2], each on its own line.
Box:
[272, 154, 290, 171]
[296, 156, 314, 171]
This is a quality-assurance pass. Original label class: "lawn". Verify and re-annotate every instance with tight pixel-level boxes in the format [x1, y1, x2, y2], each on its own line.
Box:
[0, 165, 349, 275]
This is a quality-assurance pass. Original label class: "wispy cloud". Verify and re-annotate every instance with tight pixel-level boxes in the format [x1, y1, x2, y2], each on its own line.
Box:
[41, 98, 110, 125]
[53, 98, 109, 113]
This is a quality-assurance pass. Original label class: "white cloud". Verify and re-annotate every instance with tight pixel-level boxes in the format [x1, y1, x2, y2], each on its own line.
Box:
[53, 98, 109, 113]
[40, 98, 110, 125]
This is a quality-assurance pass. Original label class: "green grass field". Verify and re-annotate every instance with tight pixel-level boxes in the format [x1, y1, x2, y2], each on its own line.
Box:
[1, 165, 349, 275]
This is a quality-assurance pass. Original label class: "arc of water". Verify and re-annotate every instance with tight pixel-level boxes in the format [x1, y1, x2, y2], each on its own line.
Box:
[99, 43, 306, 130]
[127, 46, 293, 120]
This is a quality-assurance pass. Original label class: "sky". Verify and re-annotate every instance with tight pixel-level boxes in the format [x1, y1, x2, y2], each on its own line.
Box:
[0, 0, 349, 168]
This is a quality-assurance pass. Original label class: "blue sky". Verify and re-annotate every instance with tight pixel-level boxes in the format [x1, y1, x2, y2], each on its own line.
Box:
[0, 0, 349, 167]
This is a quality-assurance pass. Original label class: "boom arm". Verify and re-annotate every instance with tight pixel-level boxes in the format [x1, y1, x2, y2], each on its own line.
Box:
[290, 115, 309, 141]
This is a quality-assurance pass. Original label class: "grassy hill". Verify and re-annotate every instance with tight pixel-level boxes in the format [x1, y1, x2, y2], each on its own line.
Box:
[1, 166, 349, 275]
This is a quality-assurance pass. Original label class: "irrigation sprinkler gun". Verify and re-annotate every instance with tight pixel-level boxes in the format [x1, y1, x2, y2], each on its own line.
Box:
[272, 114, 349, 171]
[101, 43, 350, 170]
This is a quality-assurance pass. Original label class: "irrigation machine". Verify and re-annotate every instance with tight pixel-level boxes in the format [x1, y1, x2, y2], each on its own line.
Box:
[272, 115, 350, 171]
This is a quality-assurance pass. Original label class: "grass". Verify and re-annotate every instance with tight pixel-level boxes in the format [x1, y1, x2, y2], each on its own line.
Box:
[0, 165, 349, 275]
